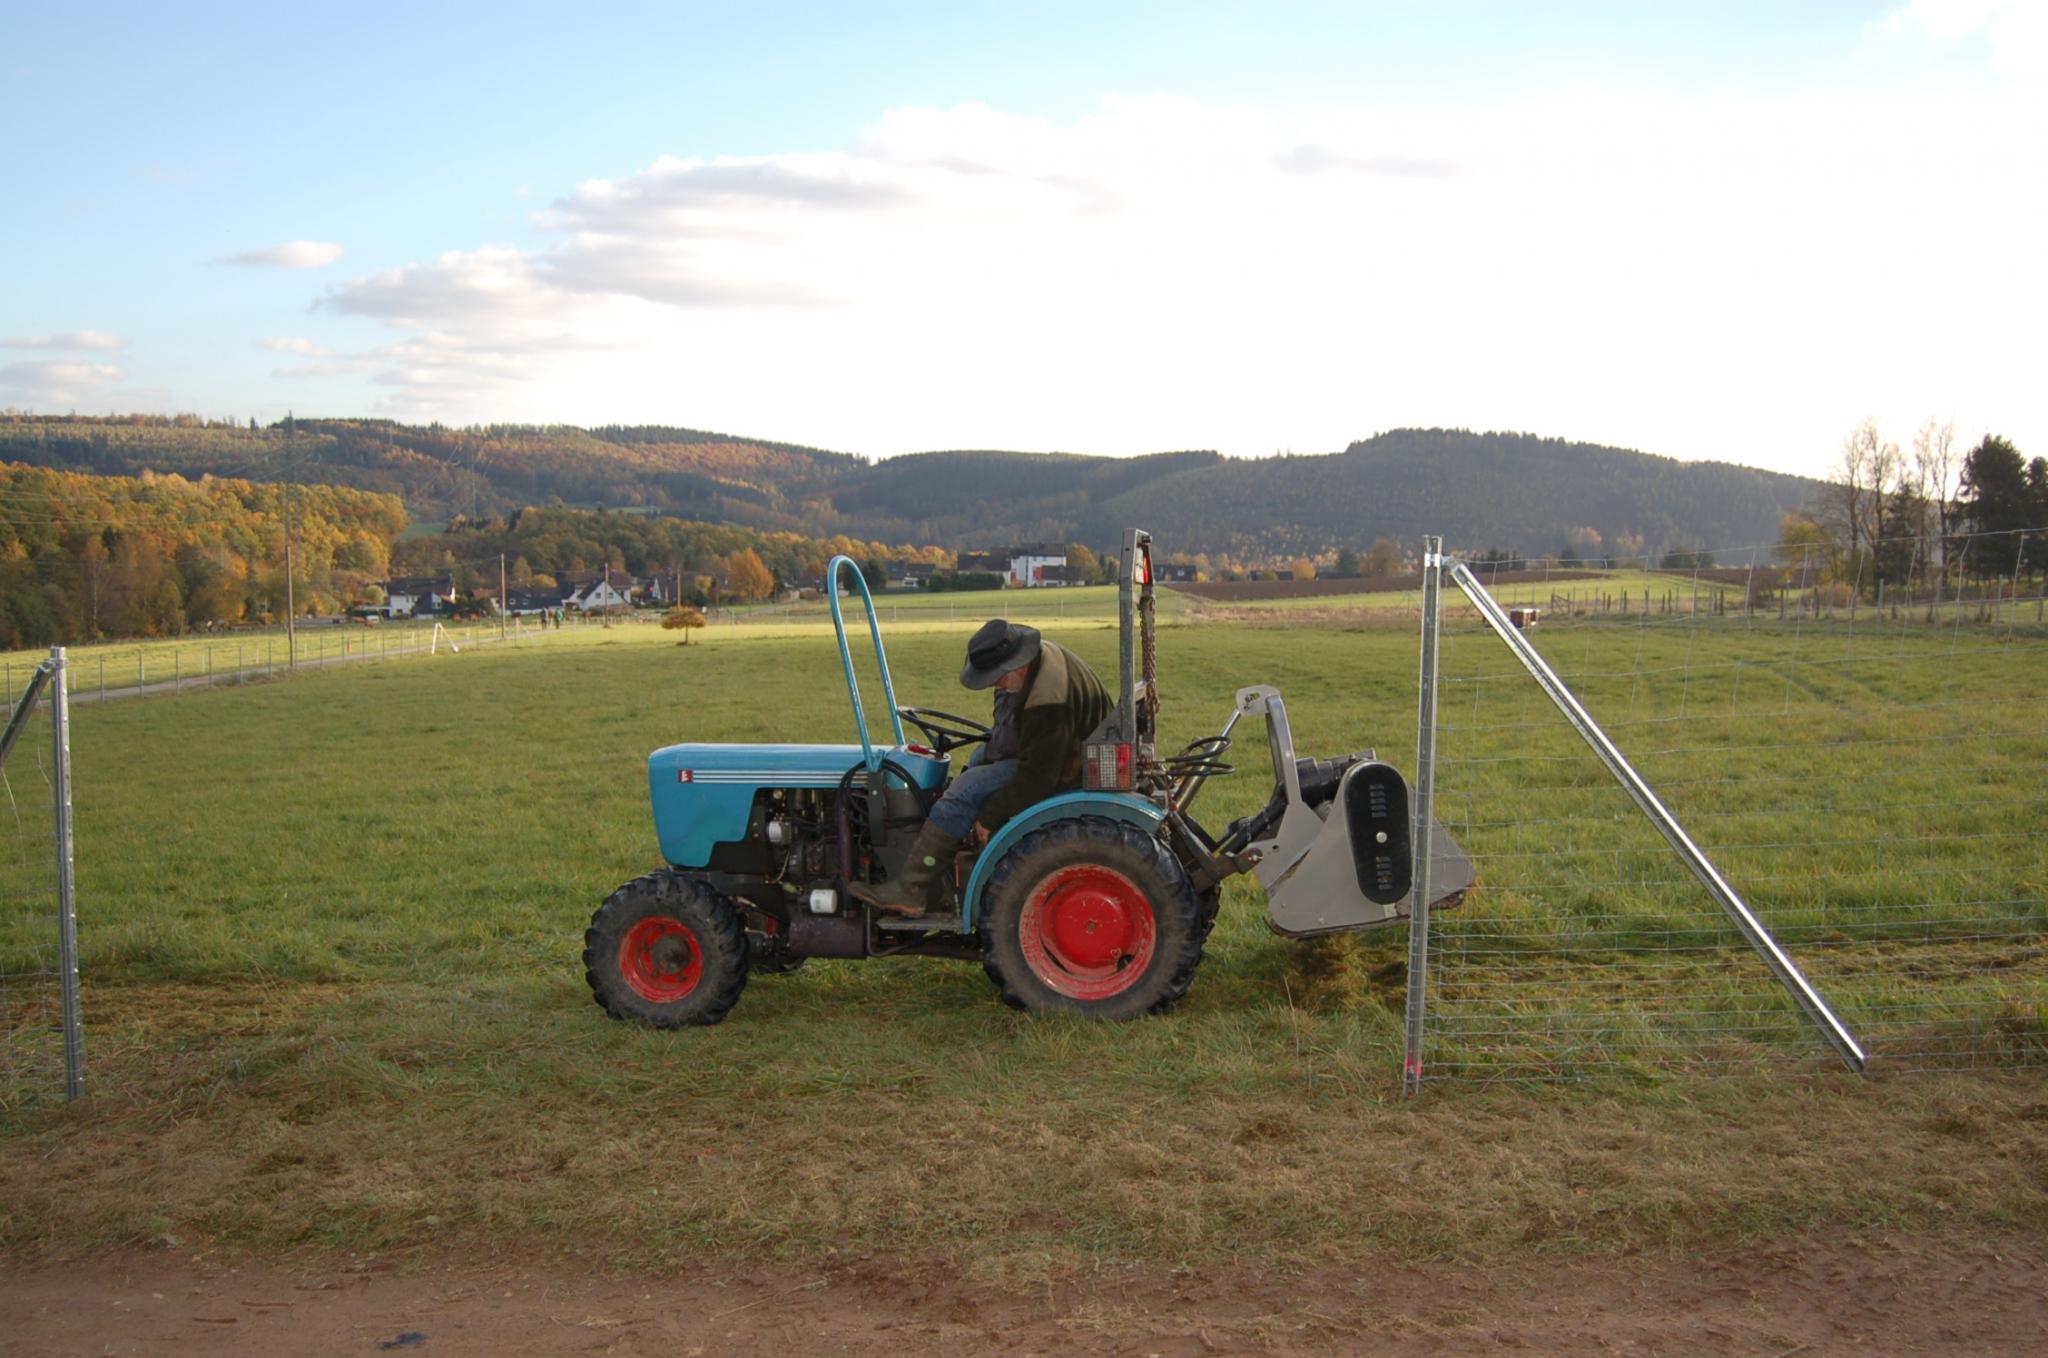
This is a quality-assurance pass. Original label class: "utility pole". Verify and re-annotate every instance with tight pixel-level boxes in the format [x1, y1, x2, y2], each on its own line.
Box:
[284, 413, 298, 673]
[499, 553, 507, 642]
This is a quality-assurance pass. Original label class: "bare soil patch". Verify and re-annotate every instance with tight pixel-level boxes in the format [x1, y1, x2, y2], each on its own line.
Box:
[6, 1234, 2044, 1356]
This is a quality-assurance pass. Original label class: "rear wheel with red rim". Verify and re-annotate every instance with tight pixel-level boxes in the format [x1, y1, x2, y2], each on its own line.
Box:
[979, 816, 1204, 1019]
[585, 871, 749, 1027]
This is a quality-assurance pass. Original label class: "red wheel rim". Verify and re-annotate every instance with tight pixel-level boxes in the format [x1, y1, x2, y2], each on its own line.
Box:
[1018, 865, 1157, 1001]
[620, 916, 703, 1003]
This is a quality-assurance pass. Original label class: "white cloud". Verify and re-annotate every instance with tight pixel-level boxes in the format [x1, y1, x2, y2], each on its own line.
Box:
[324, 246, 551, 323]
[218, 240, 346, 268]
[0, 358, 125, 406]
[0, 330, 128, 352]
[305, 85, 2046, 477]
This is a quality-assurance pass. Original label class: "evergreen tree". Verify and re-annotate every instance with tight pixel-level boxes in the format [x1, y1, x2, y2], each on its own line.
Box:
[1958, 435, 2029, 579]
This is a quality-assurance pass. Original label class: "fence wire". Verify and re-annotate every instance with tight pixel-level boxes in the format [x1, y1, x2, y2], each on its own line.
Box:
[1421, 528, 2048, 1080]
[1, 656, 78, 1107]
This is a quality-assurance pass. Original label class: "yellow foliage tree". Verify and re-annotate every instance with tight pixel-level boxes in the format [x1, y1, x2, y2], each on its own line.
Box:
[1365, 538, 1404, 578]
[662, 604, 708, 643]
[725, 548, 775, 602]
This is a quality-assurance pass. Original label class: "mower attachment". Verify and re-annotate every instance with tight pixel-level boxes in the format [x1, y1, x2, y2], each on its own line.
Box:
[1230, 686, 1476, 937]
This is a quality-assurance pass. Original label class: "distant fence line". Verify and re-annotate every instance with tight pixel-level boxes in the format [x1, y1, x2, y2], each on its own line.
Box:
[0, 594, 1119, 708]
[0, 615, 592, 708]
[1540, 578, 2047, 623]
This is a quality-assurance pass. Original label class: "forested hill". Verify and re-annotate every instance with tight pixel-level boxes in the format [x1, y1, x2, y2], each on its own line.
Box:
[1064, 430, 1819, 561]
[0, 416, 1816, 560]
[0, 416, 864, 531]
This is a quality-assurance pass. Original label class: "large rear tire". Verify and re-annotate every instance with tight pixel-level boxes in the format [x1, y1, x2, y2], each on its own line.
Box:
[978, 817, 1205, 1019]
[585, 871, 749, 1027]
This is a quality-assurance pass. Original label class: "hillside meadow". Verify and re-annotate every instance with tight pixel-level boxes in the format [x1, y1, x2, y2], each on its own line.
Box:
[2, 608, 2045, 1275]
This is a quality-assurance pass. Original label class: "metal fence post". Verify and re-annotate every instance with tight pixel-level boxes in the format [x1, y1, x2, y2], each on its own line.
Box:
[50, 647, 83, 1099]
[1403, 535, 1444, 1096]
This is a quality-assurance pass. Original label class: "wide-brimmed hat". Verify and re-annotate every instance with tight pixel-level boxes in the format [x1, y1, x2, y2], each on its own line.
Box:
[959, 619, 1041, 690]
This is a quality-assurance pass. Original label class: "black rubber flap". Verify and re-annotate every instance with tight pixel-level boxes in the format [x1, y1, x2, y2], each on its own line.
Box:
[1343, 763, 1412, 905]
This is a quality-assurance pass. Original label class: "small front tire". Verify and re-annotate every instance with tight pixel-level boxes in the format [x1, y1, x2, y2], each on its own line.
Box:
[585, 872, 750, 1027]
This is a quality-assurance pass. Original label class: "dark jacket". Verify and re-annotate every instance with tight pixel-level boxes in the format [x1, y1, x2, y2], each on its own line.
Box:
[975, 640, 1111, 832]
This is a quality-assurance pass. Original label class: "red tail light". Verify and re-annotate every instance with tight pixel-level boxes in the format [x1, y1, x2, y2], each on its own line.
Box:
[1084, 741, 1134, 791]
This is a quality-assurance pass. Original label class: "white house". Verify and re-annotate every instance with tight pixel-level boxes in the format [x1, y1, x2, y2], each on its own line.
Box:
[379, 576, 455, 617]
[562, 570, 636, 611]
[954, 545, 1071, 587]
[1007, 545, 1067, 587]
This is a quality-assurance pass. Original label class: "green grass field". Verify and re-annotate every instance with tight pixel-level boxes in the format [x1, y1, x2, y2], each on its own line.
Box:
[2, 608, 2045, 1273]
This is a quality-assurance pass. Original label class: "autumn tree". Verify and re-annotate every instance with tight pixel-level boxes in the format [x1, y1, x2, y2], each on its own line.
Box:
[662, 604, 708, 643]
[1822, 420, 1885, 574]
[1913, 420, 1960, 572]
[1777, 511, 1837, 587]
[1290, 557, 1316, 581]
[1365, 538, 1404, 577]
[724, 548, 775, 602]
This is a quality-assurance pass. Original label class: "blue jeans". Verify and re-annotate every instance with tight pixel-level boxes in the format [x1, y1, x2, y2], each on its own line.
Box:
[928, 758, 1018, 838]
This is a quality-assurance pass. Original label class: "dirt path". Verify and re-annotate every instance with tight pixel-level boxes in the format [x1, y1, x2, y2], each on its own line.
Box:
[6, 1234, 2044, 1356]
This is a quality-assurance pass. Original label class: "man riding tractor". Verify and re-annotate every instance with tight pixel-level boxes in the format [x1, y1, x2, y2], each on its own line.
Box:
[849, 618, 1108, 916]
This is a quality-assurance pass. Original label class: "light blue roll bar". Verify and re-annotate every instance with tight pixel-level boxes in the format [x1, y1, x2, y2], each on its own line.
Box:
[825, 554, 905, 772]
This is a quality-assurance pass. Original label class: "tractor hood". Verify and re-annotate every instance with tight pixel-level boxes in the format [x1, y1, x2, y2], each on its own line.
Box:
[648, 742, 948, 869]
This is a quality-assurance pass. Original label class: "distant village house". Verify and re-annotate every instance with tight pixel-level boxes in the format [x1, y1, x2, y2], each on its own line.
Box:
[955, 544, 1074, 587]
[376, 576, 456, 618]
[559, 568, 654, 612]
[885, 560, 938, 590]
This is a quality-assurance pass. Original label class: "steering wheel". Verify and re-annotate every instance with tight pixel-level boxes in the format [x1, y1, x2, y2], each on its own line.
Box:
[896, 707, 991, 758]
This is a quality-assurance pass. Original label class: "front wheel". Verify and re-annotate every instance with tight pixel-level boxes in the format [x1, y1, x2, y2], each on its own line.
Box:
[978, 817, 1205, 1019]
[584, 871, 749, 1027]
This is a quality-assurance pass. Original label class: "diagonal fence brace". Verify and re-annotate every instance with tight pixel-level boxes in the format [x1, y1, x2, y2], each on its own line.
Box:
[1445, 559, 1867, 1074]
[0, 659, 55, 772]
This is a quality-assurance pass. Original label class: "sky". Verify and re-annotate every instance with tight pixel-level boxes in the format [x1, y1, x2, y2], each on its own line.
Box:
[0, 1, 2041, 480]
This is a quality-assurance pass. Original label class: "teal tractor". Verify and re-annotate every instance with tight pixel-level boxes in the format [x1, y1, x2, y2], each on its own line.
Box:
[584, 529, 1473, 1025]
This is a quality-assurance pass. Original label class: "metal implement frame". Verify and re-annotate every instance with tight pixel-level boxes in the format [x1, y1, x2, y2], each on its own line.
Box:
[824, 554, 907, 771]
[0, 649, 83, 1099]
[1429, 556, 1866, 1075]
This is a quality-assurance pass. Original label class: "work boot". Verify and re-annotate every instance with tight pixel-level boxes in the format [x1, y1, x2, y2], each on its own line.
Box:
[849, 822, 960, 917]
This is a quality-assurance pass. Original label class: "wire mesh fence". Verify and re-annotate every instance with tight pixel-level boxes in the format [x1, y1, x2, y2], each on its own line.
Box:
[0, 615, 567, 709]
[1, 650, 82, 1108]
[1417, 528, 2048, 1081]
